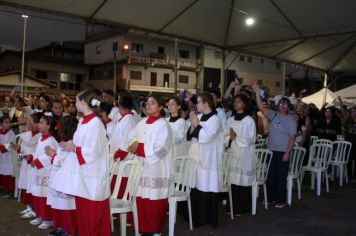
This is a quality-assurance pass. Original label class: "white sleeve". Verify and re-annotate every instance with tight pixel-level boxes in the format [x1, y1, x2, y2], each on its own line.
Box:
[172, 119, 187, 145]
[38, 138, 59, 167]
[198, 116, 221, 144]
[119, 117, 137, 151]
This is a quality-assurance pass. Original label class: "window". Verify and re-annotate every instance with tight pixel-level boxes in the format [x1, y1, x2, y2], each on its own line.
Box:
[158, 47, 165, 54]
[59, 72, 81, 91]
[163, 73, 170, 87]
[276, 62, 281, 71]
[247, 56, 252, 63]
[36, 70, 48, 80]
[130, 70, 142, 80]
[240, 55, 245, 62]
[132, 43, 143, 53]
[179, 50, 190, 59]
[178, 75, 189, 84]
[112, 42, 118, 52]
[150, 72, 157, 86]
[96, 45, 101, 55]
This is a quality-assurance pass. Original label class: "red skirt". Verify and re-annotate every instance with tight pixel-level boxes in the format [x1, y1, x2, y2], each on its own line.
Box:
[0, 175, 15, 193]
[33, 196, 52, 221]
[52, 209, 77, 235]
[136, 197, 168, 233]
[21, 190, 32, 206]
[75, 196, 111, 236]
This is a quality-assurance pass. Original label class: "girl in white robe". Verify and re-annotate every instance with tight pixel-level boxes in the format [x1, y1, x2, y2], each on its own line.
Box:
[100, 102, 115, 143]
[0, 116, 16, 196]
[167, 97, 188, 157]
[51, 89, 111, 236]
[28, 115, 59, 230]
[45, 115, 78, 236]
[187, 93, 224, 228]
[16, 113, 41, 219]
[128, 95, 173, 235]
[225, 94, 256, 215]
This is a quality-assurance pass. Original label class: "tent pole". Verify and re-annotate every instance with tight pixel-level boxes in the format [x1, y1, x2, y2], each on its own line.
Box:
[174, 38, 178, 93]
[322, 73, 328, 106]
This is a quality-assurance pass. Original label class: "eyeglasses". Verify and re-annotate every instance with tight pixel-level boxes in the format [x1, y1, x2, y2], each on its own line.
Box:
[145, 101, 158, 106]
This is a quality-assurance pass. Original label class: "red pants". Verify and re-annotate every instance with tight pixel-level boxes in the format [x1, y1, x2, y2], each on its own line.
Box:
[33, 196, 52, 221]
[136, 197, 168, 233]
[52, 209, 77, 235]
[21, 190, 32, 206]
[0, 175, 15, 193]
[75, 196, 111, 236]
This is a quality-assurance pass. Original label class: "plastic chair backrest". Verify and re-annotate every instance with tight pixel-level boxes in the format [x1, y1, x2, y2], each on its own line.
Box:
[337, 135, 345, 141]
[255, 149, 273, 183]
[223, 150, 234, 185]
[331, 141, 352, 163]
[255, 143, 264, 149]
[308, 144, 333, 169]
[257, 134, 263, 140]
[310, 136, 318, 145]
[289, 146, 306, 177]
[111, 158, 143, 205]
[173, 156, 198, 194]
[314, 139, 332, 145]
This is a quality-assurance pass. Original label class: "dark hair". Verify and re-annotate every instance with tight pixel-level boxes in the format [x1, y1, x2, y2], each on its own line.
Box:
[30, 113, 42, 124]
[119, 94, 134, 110]
[207, 89, 221, 98]
[40, 114, 57, 133]
[102, 89, 115, 97]
[199, 93, 215, 110]
[14, 96, 25, 106]
[58, 115, 78, 142]
[51, 99, 63, 107]
[278, 97, 291, 110]
[0, 115, 11, 124]
[99, 102, 114, 116]
[40, 95, 51, 103]
[147, 95, 166, 117]
[169, 97, 182, 106]
[77, 89, 101, 114]
[233, 93, 251, 110]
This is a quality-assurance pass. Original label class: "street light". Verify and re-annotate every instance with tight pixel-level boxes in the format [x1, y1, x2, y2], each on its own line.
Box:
[20, 14, 28, 97]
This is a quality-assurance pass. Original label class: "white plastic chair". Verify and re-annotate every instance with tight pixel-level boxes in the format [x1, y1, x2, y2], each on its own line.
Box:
[301, 143, 333, 196]
[110, 158, 143, 236]
[310, 136, 318, 145]
[257, 134, 263, 140]
[330, 141, 352, 186]
[252, 149, 273, 215]
[169, 156, 198, 236]
[287, 147, 306, 206]
[314, 139, 332, 145]
[255, 143, 265, 149]
[337, 135, 345, 141]
[14, 134, 21, 200]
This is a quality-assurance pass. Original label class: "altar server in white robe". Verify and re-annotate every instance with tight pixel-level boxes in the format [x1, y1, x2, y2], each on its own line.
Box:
[128, 95, 173, 235]
[167, 97, 188, 157]
[102, 89, 120, 123]
[111, 94, 137, 195]
[51, 89, 111, 236]
[99, 102, 115, 142]
[187, 93, 224, 228]
[28, 115, 59, 230]
[0, 116, 16, 196]
[45, 115, 78, 236]
[16, 113, 41, 219]
[225, 94, 256, 215]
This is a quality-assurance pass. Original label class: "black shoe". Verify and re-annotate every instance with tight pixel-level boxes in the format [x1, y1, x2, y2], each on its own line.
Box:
[48, 229, 61, 236]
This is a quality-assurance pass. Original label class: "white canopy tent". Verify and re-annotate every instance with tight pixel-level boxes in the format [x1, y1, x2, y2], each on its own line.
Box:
[1, 0, 356, 73]
[335, 84, 356, 98]
[302, 88, 354, 109]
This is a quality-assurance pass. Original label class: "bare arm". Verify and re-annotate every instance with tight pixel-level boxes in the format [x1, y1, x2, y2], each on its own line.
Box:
[252, 82, 269, 117]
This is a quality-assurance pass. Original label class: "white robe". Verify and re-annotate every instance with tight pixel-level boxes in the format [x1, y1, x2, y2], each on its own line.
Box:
[225, 116, 256, 186]
[105, 120, 115, 148]
[0, 129, 16, 176]
[109, 106, 120, 124]
[51, 116, 111, 201]
[47, 148, 76, 210]
[166, 117, 188, 157]
[129, 117, 173, 200]
[29, 136, 59, 197]
[18, 131, 41, 190]
[216, 107, 227, 131]
[189, 114, 224, 193]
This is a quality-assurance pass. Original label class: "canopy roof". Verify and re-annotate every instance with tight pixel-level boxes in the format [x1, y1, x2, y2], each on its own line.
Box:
[334, 84, 356, 98]
[1, 0, 356, 72]
[302, 88, 354, 108]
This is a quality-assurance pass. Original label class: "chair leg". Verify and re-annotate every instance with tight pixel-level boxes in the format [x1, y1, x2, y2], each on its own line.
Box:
[110, 214, 114, 232]
[352, 160, 355, 177]
[187, 198, 193, 231]
[132, 200, 139, 236]
[287, 176, 292, 206]
[301, 170, 305, 185]
[325, 172, 330, 193]
[228, 188, 234, 220]
[339, 165, 343, 187]
[263, 184, 268, 210]
[120, 213, 127, 236]
[317, 171, 321, 196]
[252, 184, 257, 215]
[311, 172, 315, 190]
[331, 165, 335, 181]
[297, 178, 302, 200]
[169, 198, 177, 236]
[344, 165, 349, 184]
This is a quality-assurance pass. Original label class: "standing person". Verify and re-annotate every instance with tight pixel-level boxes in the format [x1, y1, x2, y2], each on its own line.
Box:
[128, 95, 173, 236]
[167, 97, 188, 157]
[99, 102, 115, 142]
[39, 95, 51, 113]
[208, 89, 227, 130]
[187, 93, 224, 228]
[51, 89, 111, 236]
[252, 82, 297, 208]
[28, 115, 59, 229]
[7, 96, 29, 134]
[0, 116, 16, 197]
[50, 99, 64, 142]
[45, 115, 78, 236]
[102, 89, 120, 123]
[257, 99, 270, 137]
[15, 113, 42, 219]
[225, 94, 256, 215]
[316, 107, 341, 141]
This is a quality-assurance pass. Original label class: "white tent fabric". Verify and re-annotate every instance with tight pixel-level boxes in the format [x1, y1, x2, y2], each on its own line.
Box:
[1, 0, 356, 72]
[334, 84, 356, 98]
[302, 88, 354, 109]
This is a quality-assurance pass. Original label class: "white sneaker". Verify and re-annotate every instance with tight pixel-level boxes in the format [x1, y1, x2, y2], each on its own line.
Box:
[19, 207, 31, 215]
[21, 210, 36, 219]
[38, 221, 53, 230]
[30, 218, 42, 226]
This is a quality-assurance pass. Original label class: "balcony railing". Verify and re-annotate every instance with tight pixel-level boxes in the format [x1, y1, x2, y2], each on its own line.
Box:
[129, 53, 199, 69]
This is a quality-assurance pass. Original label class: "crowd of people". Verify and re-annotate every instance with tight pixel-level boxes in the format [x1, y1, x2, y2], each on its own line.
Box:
[0, 81, 354, 236]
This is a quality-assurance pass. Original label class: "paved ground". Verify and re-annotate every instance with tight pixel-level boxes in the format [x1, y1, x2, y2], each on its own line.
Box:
[0, 180, 355, 236]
